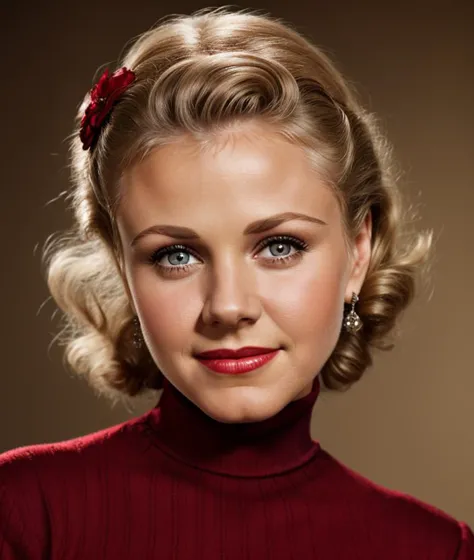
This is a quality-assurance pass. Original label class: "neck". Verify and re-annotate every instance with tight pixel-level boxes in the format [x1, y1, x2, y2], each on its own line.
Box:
[145, 375, 321, 477]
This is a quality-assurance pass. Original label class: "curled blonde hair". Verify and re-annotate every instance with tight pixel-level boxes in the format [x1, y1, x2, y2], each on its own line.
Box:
[42, 7, 433, 408]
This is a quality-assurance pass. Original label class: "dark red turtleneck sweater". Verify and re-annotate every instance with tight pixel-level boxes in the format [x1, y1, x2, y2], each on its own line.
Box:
[1, 375, 473, 559]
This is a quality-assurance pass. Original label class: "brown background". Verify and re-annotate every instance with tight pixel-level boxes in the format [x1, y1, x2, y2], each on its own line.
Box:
[2, 0, 473, 526]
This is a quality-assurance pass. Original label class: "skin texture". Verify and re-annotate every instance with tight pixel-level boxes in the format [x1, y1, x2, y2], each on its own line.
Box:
[116, 122, 372, 424]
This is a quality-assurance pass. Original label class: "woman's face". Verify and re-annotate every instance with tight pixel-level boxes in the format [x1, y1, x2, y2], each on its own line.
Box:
[117, 122, 371, 423]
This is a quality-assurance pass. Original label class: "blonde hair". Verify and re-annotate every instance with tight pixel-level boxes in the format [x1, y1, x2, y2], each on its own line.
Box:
[42, 7, 433, 408]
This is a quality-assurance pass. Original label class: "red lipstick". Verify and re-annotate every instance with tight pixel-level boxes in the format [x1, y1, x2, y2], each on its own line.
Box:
[195, 346, 278, 359]
[195, 347, 280, 375]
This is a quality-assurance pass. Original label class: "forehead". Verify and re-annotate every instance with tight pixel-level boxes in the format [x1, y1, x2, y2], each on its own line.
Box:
[118, 123, 339, 231]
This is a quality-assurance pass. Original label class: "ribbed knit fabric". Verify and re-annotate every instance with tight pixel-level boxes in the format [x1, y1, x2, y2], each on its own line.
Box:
[1, 375, 473, 559]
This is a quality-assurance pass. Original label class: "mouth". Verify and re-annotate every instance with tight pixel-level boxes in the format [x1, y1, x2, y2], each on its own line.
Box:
[194, 346, 280, 360]
[195, 349, 281, 375]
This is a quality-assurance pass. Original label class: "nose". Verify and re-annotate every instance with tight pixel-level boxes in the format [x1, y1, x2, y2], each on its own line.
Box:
[200, 258, 261, 328]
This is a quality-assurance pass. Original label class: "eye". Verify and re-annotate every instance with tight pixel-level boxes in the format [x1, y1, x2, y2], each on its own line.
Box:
[147, 234, 310, 276]
[255, 235, 308, 260]
[147, 245, 199, 275]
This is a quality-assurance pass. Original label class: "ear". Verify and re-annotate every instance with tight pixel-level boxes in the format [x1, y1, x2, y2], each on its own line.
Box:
[344, 210, 372, 303]
[122, 271, 138, 317]
[111, 250, 138, 316]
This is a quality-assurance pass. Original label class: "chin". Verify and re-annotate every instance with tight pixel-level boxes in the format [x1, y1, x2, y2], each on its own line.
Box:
[202, 388, 286, 424]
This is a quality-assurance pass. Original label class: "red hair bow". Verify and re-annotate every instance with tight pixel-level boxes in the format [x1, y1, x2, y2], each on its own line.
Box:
[79, 67, 136, 151]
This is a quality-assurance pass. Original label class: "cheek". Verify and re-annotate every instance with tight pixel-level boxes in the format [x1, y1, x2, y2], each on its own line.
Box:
[270, 273, 343, 331]
[136, 282, 200, 351]
[262, 249, 347, 343]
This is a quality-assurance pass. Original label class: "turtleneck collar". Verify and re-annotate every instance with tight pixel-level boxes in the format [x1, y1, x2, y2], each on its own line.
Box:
[145, 375, 321, 478]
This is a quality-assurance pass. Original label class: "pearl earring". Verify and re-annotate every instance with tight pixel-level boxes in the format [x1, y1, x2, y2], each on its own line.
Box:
[343, 292, 363, 333]
[132, 316, 143, 349]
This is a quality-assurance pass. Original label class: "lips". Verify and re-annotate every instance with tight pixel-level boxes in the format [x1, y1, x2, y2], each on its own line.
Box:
[195, 346, 279, 359]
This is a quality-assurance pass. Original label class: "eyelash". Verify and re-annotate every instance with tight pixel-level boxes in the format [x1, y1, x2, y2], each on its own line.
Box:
[146, 235, 310, 276]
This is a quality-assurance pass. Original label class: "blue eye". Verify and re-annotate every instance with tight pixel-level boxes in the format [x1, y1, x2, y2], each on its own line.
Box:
[147, 234, 309, 276]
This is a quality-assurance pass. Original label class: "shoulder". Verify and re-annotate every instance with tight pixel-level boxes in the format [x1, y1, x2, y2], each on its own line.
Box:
[0, 411, 153, 553]
[0, 409, 152, 487]
[316, 447, 474, 558]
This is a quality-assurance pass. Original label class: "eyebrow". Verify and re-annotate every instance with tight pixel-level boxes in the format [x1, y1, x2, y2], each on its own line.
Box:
[130, 211, 328, 247]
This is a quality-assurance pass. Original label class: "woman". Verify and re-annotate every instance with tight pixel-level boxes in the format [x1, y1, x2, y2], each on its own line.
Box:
[1, 7, 472, 559]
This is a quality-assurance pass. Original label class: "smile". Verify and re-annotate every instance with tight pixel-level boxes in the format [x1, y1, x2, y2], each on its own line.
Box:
[195, 350, 280, 374]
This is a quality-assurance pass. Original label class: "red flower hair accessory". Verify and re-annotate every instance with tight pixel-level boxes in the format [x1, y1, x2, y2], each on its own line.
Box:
[79, 66, 136, 151]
